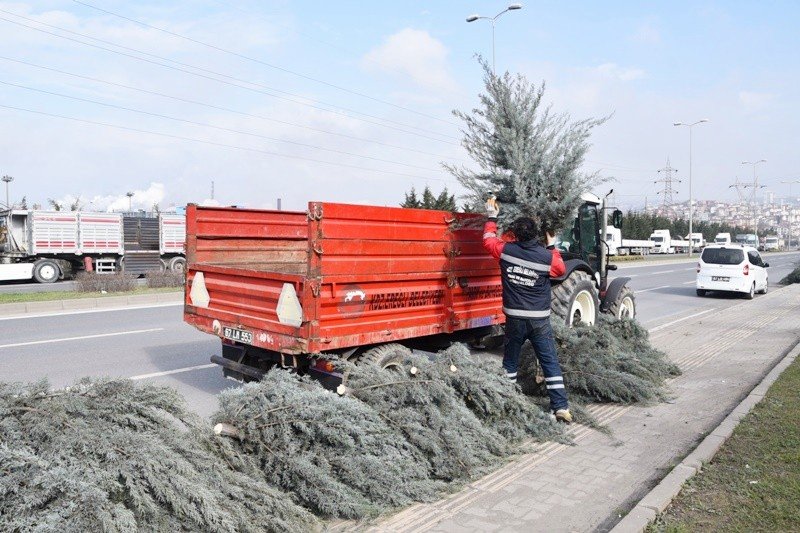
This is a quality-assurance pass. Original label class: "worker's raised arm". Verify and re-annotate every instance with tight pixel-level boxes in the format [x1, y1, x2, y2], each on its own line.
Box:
[483, 220, 505, 259]
[482, 196, 505, 260]
[546, 231, 566, 277]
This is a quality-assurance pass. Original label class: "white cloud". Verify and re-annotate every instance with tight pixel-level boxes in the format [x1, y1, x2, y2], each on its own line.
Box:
[362, 28, 457, 93]
[590, 63, 645, 82]
[738, 91, 774, 111]
[56, 182, 167, 212]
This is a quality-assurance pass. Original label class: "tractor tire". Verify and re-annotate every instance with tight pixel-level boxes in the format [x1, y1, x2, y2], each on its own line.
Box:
[551, 270, 599, 327]
[606, 285, 636, 320]
[168, 256, 186, 273]
[358, 343, 411, 370]
[32, 259, 60, 284]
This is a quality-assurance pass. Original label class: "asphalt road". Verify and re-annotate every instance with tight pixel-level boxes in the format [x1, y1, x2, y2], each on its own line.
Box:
[2, 251, 797, 417]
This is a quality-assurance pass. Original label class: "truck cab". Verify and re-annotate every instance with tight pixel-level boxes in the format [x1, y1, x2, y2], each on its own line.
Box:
[714, 233, 731, 245]
[649, 230, 673, 254]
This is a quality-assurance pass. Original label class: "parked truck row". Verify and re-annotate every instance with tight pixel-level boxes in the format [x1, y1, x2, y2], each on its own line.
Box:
[0, 209, 186, 283]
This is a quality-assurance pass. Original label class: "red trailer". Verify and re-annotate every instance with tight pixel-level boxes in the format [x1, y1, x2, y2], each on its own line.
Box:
[183, 202, 504, 385]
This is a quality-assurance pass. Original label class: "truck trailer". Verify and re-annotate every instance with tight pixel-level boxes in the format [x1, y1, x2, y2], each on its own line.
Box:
[184, 197, 636, 386]
[649, 230, 689, 254]
[0, 209, 186, 283]
[604, 226, 654, 256]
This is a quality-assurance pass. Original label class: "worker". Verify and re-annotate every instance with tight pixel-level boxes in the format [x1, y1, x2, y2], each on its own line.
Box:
[482, 196, 572, 424]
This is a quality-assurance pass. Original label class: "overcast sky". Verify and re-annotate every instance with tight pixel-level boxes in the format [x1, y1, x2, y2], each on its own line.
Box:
[0, 1, 797, 212]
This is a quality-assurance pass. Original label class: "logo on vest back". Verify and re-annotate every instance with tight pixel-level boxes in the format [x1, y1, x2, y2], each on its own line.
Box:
[506, 265, 539, 287]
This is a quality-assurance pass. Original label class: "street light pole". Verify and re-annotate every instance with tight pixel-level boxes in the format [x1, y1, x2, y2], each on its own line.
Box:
[126, 191, 134, 212]
[1, 175, 13, 209]
[466, 4, 523, 74]
[673, 119, 709, 257]
[781, 179, 800, 250]
[741, 159, 767, 236]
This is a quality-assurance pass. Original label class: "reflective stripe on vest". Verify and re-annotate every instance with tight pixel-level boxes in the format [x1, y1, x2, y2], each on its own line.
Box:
[500, 253, 551, 273]
[503, 307, 551, 318]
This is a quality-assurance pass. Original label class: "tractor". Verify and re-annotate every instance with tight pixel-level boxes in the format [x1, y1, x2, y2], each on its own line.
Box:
[551, 190, 635, 326]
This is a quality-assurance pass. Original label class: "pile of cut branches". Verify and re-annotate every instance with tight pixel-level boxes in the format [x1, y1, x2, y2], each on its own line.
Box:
[212, 370, 442, 519]
[0, 378, 316, 533]
[780, 264, 800, 285]
[519, 316, 680, 405]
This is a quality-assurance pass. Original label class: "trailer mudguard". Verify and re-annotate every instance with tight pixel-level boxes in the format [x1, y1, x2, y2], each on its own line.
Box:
[600, 276, 632, 311]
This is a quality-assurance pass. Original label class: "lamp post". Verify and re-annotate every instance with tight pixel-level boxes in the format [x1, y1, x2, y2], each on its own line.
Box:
[126, 191, 134, 211]
[781, 179, 800, 250]
[1, 175, 13, 208]
[673, 119, 709, 257]
[466, 4, 523, 74]
[741, 159, 767, 235]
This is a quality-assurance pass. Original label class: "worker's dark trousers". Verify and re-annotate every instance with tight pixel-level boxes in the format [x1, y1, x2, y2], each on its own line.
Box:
[503, 316, 569, 411]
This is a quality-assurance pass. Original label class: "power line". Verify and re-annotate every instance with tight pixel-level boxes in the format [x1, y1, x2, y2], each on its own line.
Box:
[0, 55, 464, 162]
[0, 103, 459, 184]
[0, 10, 459, 143]
[0, 80, 442, 172]
[73, 0, 460, 127]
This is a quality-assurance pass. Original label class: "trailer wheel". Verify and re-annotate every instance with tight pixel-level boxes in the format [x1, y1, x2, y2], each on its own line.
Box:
[168, 256, 186, 273]
[606, 285, 636, 320]
[358, 343, 411, 370]
[33, 259, 60, 284]
[551, 270, 599, 327]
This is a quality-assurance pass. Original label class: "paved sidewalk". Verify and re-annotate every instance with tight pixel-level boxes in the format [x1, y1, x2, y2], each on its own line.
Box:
[370, 284, 800, 533]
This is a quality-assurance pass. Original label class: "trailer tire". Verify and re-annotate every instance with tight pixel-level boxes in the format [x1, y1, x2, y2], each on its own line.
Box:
[168, 256, 186, 273]
[606, 285, 636, 320]
[358, 343, 411, 370]
[33, 259, 60, 284]
[551, 270, 599, 327]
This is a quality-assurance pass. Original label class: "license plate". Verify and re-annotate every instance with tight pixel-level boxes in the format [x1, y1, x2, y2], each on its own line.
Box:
[222, 326, 253, 344]
[711, 276, 730, 282]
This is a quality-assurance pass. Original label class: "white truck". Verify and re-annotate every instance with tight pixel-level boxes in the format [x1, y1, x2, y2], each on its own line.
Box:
[735, 233, 758, 248]
[764, 235, 782, 251]
[685, 232, 706, 252]
[0, 209, 186, 283]
[605, 226, 654, 256]
[714, 232, 731, 245]
[649, 229, 690, 254]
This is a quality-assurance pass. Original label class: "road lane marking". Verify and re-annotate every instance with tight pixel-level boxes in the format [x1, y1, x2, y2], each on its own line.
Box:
[649, 308, 717, 333]
[650, 270, 676, 274]
[637, 285, 671, 293]
[130, 364, 217, 381]
[0, 328, 164, 349]
[0, 302, 182, 321]
[683, 280, 696, 284]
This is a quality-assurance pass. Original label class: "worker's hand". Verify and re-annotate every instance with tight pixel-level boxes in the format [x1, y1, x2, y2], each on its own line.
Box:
[546, 231, 556, 247]
[485, 196, 499, 219]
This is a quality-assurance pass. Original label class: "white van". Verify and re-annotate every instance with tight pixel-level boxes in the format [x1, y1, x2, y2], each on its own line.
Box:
[696, 244, 769, 299]
[714, 232, 731, 245]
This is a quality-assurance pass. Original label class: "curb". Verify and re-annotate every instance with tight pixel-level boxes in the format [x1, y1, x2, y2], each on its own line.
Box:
[0, 291, 183, 317]
[611, 339, 800, 533]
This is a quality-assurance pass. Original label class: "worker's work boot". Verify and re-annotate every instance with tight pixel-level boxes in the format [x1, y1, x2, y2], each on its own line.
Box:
[554, 408, 573, 424]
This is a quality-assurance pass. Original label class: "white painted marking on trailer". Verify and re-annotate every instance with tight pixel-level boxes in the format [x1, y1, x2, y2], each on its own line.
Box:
[130, 364, 217, 381]
[0, 328, 164, 349]
[637, 285, 671, 293]
[649, 308, 717, 333]
[0, 302, 182, 321]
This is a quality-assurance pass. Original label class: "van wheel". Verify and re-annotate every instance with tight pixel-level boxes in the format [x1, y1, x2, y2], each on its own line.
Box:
[758, 281, 768, 295]
[696, 289, 707, 297]
[33, 259, 60, 283]
[358, 343, 411, 370]
[745, 282, 755, 300]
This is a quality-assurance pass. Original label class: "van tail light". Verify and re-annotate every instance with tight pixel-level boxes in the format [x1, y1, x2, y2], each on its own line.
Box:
[696, 262, 701, 273]
[743, 264, 749, 276]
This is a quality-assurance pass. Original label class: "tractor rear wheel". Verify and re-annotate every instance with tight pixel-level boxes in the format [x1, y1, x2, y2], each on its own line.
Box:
[358, 343, 411, 370]
[551, 270, 599, 327]
[606, 285, 636, 320]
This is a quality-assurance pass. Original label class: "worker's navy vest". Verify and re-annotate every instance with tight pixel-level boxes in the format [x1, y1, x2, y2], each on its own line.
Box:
[499, 240, 554, 319]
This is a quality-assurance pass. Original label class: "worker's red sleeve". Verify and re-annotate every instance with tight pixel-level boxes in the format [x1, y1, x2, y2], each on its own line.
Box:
[549, 248, 566, 277]
[482, 220, 505, 260]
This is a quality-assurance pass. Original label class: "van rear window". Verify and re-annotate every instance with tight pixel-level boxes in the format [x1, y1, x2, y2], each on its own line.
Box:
[701, 248, 743, 265]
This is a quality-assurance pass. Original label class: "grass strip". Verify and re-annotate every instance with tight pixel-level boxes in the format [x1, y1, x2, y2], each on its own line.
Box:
[0, 287, 180, 304]
[648, 353, 800, 532]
